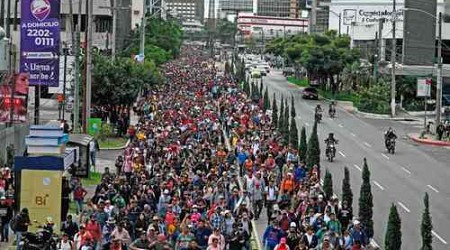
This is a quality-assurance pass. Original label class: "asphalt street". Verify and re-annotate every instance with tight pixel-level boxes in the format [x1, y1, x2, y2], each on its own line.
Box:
[252, 69, 450, 250]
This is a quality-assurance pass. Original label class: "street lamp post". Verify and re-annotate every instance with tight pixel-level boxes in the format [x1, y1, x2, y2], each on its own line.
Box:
[321, 8, 341, 36]
[403, 8, 443, 127]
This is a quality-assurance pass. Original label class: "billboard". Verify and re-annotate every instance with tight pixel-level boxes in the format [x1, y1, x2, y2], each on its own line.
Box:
[20, 0, 61, 86]
[0, 73, 30, 123]
[417, 78, 432, 97]
[20, 170, 62, 231]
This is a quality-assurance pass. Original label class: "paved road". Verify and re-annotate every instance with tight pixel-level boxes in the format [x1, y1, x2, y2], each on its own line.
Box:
[252, 70, 450, 250]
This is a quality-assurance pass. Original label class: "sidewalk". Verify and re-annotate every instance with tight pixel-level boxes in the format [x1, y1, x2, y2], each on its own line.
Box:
[408, 133, 450, 146]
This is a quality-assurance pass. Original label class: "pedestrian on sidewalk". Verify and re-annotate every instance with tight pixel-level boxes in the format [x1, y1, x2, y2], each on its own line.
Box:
[89, 138, 100, 171]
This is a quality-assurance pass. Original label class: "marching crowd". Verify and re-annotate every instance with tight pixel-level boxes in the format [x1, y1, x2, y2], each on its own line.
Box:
[56, 47, 373, 250]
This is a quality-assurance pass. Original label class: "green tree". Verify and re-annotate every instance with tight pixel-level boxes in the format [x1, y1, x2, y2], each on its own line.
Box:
[359, 158, 374, 238]
[272, 93, 278, 127]
[342, 166, 353, 212]
[264, 88, 270, 111]
[306, 121, 320, 171]
[260, 80, 264, 96]
[385, 204, 402, 250]
[92, 54, 160, 107]
[421, 193, 433, 250]
[299, 126, 308, 161]
[122, 18, 183, 64]
[289, 116, 299, 147]
[283, 99, 290, 143]
[323, 170, 333, 200]
[291, 96, 296, 118]
[278, 96, 285, 129]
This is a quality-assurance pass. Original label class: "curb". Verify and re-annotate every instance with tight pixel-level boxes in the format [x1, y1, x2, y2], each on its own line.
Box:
[408, 133, 450, 146]
[99, 138, 131, 150]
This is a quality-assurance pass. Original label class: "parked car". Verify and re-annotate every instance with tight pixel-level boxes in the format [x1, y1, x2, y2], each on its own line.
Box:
[283, 67, 294, 77]
[302, 87, 319, 100]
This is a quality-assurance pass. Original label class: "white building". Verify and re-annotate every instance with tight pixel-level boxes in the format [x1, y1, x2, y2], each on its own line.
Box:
[328, 0, 450, 41]
[237, 13, 309, 40]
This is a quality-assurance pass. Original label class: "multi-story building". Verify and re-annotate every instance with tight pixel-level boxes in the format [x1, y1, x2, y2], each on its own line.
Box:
[166, 0, 204, 22]
[257, 0, 291, 17]
[218, 0, 254, 18]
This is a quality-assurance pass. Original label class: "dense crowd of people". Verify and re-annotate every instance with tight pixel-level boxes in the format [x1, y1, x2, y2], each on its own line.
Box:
[56, 47, 374, 250]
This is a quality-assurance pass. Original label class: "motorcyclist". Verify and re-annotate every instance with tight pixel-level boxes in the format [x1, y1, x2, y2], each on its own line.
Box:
[325, 133, 338, 146]
[325, 133, 338, 156]
[329, 101, 336, 116]
[384, 127, 397, 148]
[315, 104, 323, 121]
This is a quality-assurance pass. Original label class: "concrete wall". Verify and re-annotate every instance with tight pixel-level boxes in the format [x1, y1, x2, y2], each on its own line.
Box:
[0, 124, 29, 163]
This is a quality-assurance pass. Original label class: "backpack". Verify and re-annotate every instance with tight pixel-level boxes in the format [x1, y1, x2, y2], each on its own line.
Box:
[10, 214, 20, 232]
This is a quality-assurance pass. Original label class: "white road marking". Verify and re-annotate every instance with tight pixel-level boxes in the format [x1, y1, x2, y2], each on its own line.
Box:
[338, 151, 346, 158]
[381, 153, 390, 160]
[328, 118, 333, 121]
[401, 166, 412, 175]
[305, 122, 310, 127]
[373, 181, 385, 190]
[370, 239, 380, 249]
[350, 133, 356, 137]
[320, 179, 324, 185]
[432, 230, 448, 245]
[397, 202, 411, 213]
[353, 164, 362, 172]
[427, 184, 439, 193]
[338, 124, 343, 128]
[363, 142, 372, 148]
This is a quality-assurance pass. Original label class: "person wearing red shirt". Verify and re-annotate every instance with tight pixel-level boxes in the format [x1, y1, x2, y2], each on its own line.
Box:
[85, 215, 101, 247]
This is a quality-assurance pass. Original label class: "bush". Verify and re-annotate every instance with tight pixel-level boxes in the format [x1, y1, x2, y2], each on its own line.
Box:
[99, 123, 115, 141]
[403, 99, 435, 112]
[357, 83, 391, 114]
[318, 89, 360, 103]
[287, 77, 309, 87]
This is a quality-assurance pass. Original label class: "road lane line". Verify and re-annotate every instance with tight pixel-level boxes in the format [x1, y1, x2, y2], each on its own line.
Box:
[401, 167, 412, 175]
[432, 230, 448, 245]
[320, 179, 324, 185]
[373, 181, 385, 190]
[305, 122, 310, 127]
[338, 124, 343, 128]
[338, 151, 346, 158]
[350, 133, 356, 137]
[353, 164, 362, 172]
[427, 184, 439, 193]
[381, 153, 390, 160]
[397, 202, 411, 213]
[363, 142, 372, 148]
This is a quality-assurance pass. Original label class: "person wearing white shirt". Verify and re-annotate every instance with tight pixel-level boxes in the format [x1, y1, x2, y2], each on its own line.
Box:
[57, 233, 74, 250]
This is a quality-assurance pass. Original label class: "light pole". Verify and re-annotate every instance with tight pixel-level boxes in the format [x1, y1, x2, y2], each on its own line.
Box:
[403, 8, 443, 127]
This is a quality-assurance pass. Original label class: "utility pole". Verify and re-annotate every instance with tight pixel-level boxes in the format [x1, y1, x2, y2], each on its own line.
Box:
[84, 0, 93, 133]
[374, 18, 384, 83]
[5, 0, 10, 37]
[391, 0, 397, 117]
[310, 0, 317, 34]
[0, 0, 4, 27]
[68, 0, 75, 53]
[99, 0, 129, 59]
[436, 12, 443, 127]
[73, 0, 83, 133]
[139, 0, 146, 62]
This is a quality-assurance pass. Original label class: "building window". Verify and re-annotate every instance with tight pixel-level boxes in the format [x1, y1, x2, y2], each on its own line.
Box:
[95, 16, 112, 33]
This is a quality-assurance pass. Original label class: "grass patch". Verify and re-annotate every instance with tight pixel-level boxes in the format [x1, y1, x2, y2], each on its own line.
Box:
[98, 137, 128, 149]
[287, 76, 310, 87]
[318, 89, 360, 104]
[81, 172, 102, 187]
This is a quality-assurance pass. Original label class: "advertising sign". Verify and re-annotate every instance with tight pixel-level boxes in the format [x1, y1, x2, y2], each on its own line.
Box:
[0, 73, 30, 123]
[417, 78, 432, 97]
[20, 170, 62, 231]
[20, 0, 61, 86]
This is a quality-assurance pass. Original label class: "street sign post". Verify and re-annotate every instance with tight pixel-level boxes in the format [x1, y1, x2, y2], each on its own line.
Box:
[417, 78, 432, 132]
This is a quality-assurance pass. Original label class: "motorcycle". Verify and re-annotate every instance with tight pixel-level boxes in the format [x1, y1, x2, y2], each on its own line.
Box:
[326, 142, 337, 162]
[386, 138, 396, 154]
[20, 224, 58, 250]
[315, 112, 322, 123]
